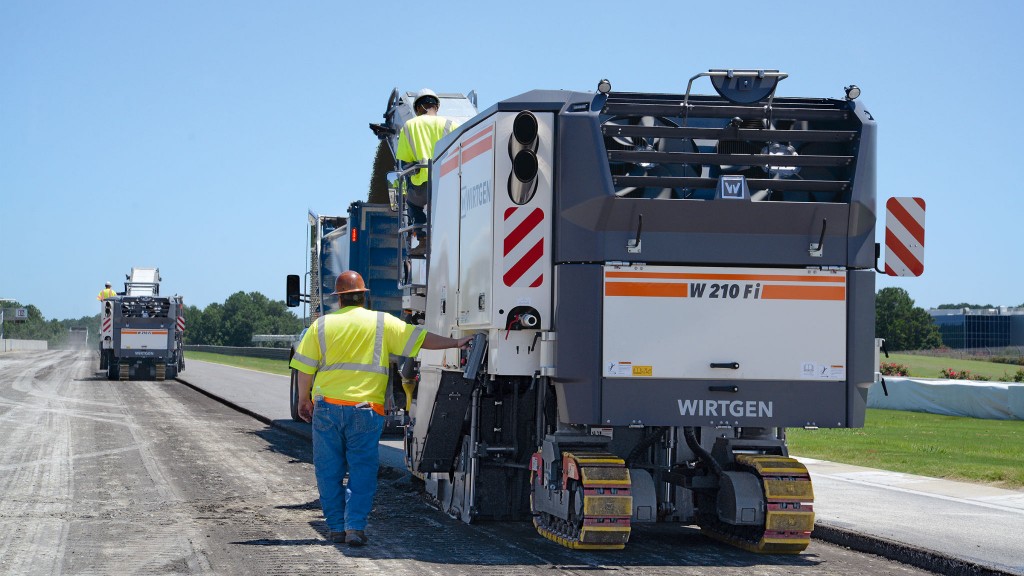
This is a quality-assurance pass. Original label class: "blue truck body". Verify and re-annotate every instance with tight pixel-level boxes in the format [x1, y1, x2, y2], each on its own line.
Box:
[307, 201, 401, 321]
[344, 202, 401, 318]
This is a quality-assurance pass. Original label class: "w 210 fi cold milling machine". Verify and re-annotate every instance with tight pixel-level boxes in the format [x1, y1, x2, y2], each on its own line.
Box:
[371, 72, 924, 553]
[98, 267, 185, 381]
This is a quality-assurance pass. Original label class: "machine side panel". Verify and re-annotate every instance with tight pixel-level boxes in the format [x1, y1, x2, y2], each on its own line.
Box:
[489, 111, 554, 376]
[602, 265, 847, 381]
[846, 269, 875, 427]
[552, 264, 603, 424]
[422, 144, 464, 371]
[848, 102, 878, 268]
[120, 328, 169, 352]
[457, 121, 496, 328]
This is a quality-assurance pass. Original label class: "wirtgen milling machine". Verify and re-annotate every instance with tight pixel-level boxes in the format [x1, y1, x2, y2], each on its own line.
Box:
[374, 71, 914, 554]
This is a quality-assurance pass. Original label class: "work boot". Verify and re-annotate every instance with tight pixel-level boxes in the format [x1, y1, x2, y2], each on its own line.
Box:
[345, 529, 368, 547]
[327, 530, 347, 544]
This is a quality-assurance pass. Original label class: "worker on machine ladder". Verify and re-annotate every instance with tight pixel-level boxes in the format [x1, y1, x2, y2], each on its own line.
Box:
[395, 88, 459, 256]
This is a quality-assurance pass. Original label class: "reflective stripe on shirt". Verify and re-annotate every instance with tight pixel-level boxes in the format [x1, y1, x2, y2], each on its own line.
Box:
[402, 326, 426, 357]
[315, 312, 388, 375]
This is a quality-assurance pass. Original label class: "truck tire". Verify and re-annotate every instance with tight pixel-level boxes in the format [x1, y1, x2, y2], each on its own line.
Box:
[107, 361, 119, 381]
[289, 368, 302, 422]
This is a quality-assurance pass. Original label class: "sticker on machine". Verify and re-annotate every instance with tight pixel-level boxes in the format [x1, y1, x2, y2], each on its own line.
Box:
[605, 361, 653, 377]
[605, 361, 632, 377]
[800, 361, 846, 380]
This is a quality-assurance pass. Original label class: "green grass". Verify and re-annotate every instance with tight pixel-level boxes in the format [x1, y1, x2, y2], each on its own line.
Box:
[788, 408, 1024, 488]
[185, 351, 291, 376]
[887, 353, 1024, 380]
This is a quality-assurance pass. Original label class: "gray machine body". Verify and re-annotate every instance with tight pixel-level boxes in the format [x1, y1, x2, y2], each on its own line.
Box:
[401, 76, 877, 526]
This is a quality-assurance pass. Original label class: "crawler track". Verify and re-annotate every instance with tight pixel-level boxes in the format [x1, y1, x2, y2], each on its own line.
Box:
[532, 451, 632, 550]
[698, 455, 815, 554]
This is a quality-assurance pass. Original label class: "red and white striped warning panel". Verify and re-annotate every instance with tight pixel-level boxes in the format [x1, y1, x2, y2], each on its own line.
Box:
[102, 318, 112, 333]
[503, 206, 545, 288]
[176, 316, 186, 332]
[884, 197, 926, 277]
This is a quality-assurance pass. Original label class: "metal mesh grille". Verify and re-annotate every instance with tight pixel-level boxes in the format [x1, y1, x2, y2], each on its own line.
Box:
[601, 92, 861, 203]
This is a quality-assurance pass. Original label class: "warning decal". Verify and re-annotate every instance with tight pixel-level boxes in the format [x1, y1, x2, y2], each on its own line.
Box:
[884, 197, 926, 277]
[503, 206, 545, 287]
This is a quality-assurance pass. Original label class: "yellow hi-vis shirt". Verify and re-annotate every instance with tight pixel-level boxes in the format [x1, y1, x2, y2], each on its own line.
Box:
[289, 306, 427, 405]
[97, 288, 116, 300]
[395, 115, 458, 186]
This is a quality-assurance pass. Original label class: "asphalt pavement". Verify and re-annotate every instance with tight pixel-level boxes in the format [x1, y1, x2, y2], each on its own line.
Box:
[178, 359, 1024, 576]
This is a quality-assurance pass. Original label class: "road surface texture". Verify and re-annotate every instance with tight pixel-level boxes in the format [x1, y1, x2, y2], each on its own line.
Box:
[0, 350, 938, 575]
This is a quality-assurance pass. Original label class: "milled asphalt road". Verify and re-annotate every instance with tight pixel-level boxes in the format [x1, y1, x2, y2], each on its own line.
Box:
[177, 358, 1024, 576]
[1, 350, 945, 576]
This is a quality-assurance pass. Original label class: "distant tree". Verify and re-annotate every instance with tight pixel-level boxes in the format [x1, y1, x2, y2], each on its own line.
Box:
[936, 302, 995, 310]
[876, 288, 942, 351]
[188, 302, 225, 346]
[186, 292, 302, 347]
[182, 304, 209, 346]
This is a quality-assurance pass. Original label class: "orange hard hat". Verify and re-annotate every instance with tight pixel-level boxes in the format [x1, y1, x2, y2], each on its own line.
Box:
[331, 271, 370, 295]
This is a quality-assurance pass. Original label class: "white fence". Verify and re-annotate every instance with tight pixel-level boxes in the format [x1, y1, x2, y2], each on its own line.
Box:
[1, 339, 49, 352]
[869, 377, 1024, 420]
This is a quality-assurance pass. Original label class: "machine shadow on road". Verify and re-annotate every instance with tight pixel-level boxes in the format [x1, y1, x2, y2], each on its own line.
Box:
[231, 420, 829, 571]
[226, 458, 827, 570]
[250, 424, 313, 464]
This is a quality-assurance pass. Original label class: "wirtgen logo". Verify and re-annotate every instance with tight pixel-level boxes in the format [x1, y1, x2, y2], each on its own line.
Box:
[678, 399, 773, 418]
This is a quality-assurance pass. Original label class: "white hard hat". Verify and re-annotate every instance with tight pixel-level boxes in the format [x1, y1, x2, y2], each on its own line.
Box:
[414, 88, 440, 111]
[105, 281, 111, 287]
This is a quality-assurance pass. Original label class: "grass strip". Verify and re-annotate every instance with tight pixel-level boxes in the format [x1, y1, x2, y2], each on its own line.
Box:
[788, 408, 1024, 489]
[887, 353, 1024, 381]
[185, 351, 291, 376]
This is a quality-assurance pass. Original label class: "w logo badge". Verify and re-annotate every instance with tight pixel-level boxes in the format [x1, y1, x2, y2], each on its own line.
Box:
[716, 175, 749, 200]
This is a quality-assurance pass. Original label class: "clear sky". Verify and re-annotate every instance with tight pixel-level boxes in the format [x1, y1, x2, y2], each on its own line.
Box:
[2, 0, 1022, 321]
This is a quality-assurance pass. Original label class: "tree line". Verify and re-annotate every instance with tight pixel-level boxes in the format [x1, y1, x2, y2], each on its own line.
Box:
[183, 291, 304, 347]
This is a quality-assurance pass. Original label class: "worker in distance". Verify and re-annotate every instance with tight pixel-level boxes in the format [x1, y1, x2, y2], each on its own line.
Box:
[290, 270, 471, 546]
[97, 282, 116, 301]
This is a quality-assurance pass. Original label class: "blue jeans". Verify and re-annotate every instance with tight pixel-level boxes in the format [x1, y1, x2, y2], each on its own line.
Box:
[407, 200, 427, 239]
[312, 400, 384, 531]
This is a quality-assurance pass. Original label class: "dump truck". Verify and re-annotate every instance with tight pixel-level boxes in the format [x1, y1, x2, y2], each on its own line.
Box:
[99, 267, 185, 381]
[285, 201, 404, 422]
[372, 70, 925, 553]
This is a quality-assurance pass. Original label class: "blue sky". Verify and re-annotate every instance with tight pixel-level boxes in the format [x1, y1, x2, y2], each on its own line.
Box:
[2, 0, 1022, 321]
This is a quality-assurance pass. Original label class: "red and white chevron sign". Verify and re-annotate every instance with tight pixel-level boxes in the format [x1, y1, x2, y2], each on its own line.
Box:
[176, 315, 186, 332]
[884, 197, 926, 277]
[503, 206, 545, 287]
[102, 318, 111, 333]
